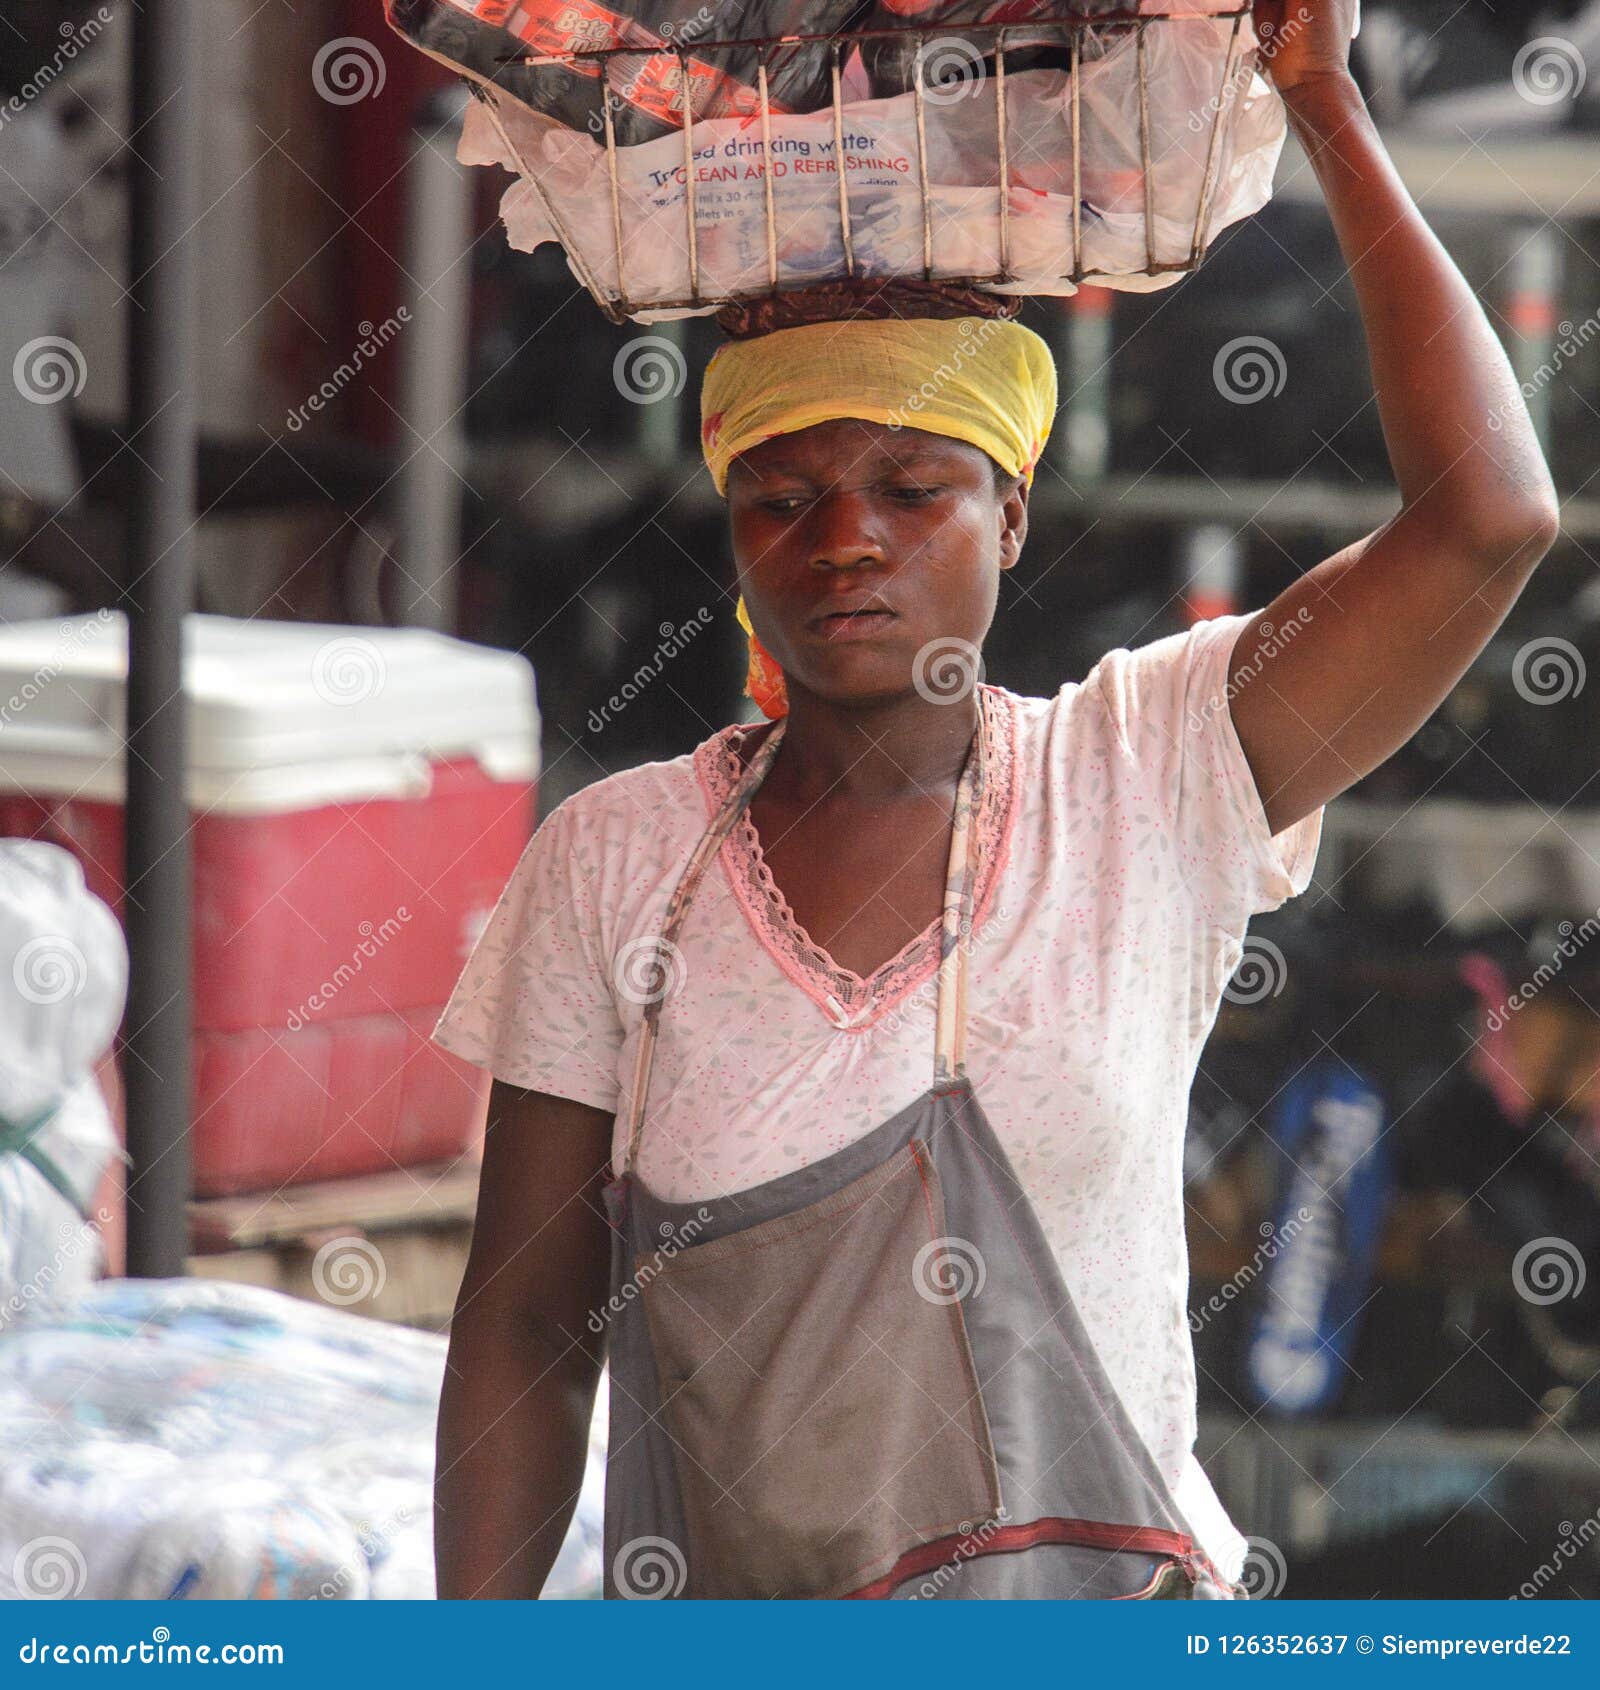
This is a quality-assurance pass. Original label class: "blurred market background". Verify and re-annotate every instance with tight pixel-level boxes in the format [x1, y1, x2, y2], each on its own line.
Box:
[4, 0, 1600, 1601]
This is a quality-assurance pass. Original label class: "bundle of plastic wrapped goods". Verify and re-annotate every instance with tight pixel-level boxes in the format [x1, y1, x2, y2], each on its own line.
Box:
[385, 0, 869, 147]
[389, 0, 1282, 313]
[0, 841, 127, 1323]
[0, 1277, 607, 1598]
[456, 35, 1281, 312]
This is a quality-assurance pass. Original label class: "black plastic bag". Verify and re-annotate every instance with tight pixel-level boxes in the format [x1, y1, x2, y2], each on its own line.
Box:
[856, 0, 1246, 99]
[386, 0, 870, 147]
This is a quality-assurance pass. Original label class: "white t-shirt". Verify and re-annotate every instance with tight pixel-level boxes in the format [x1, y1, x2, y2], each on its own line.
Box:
[433, 610, 1323, 1586]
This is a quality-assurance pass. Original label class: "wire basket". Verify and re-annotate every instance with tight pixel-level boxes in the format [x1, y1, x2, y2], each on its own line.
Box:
[463, 6, 1274, 323]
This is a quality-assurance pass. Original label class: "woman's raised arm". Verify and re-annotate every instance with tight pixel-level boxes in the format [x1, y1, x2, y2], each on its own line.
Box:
[1224, 0, 1562, 835]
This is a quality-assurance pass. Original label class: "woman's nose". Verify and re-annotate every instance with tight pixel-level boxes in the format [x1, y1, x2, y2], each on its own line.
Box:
[805, 489, 887, 572]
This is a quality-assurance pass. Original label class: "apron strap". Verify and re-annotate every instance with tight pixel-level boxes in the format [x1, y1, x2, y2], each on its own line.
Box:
[619, 715, 788, 1175]
[934, 691, 988, 1088]
[0, 1100, 89, 1220]
[619, 692, 989, 1176]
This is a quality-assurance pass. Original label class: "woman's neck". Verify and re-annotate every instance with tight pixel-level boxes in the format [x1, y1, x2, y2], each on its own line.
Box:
[755, 687, 982, 805]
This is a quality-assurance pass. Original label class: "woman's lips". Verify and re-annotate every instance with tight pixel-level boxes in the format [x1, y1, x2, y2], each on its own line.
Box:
[812, 609, 898, 642]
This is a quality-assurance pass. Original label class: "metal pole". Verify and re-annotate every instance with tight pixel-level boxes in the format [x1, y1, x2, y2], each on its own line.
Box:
[396, 88, 472, 631]
[124, 0, 198, 1278]
[1054, 287, 1113, 487]
[636, 318, 686, 465]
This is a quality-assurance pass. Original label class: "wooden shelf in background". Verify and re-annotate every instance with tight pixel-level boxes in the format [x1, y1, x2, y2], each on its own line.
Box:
[187, 1153, 483, 1253]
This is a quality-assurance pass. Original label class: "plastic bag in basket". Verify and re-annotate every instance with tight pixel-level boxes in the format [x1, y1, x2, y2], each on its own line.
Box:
[857, 0, 1253, 98]
[385, 0, 871, 147]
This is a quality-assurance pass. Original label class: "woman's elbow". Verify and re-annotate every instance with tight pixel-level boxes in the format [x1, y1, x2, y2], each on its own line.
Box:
[1437, 497, 1561, 581]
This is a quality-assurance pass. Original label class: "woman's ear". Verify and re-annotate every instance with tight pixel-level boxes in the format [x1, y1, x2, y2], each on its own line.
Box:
[997, 475, 1029, 572]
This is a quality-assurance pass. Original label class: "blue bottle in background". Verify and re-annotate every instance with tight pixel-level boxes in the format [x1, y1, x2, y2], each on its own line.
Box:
[1244, 1060, 1392, 1416]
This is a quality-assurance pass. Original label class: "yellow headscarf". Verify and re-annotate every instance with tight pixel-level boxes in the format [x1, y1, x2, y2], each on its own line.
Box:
[701, 315, 1058, 718]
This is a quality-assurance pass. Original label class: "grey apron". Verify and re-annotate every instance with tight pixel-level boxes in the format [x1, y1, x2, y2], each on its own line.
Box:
[600, 690, 1240, 1601]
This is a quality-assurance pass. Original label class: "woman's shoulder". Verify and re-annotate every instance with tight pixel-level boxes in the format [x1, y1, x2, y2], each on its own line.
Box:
[989, 616, 1252, 757]
[542, 719, 751, 849]
[980, 676, 1094, 753]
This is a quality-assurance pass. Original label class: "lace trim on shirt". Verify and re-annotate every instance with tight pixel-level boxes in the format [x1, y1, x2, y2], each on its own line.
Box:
[691, 687, 1020, 1030]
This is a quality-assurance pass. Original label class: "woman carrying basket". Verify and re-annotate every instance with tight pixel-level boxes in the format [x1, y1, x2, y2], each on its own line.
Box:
[431, 0, 1559, 1599]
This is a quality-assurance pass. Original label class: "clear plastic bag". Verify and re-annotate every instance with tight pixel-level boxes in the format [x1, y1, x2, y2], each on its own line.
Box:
[0, 1278, 609, 1599]
[0, 841, 126, 1318]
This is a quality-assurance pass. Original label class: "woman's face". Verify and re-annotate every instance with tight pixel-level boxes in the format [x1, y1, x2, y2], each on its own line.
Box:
[726, 418, 1029, 710]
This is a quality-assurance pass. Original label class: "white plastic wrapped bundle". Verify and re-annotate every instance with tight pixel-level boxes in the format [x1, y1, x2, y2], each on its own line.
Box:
[0, 1278, 608, 1599]
[0, 1435, 179, 1601]
[454, 9, 1285, 318]
[0, 1280, 438, 1598]
[0, 841, 127, 1321]
[123, 1484, 375, 1601]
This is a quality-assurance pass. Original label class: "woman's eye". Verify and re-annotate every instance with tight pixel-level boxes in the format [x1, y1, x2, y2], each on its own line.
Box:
[889, 485, 940, 502]
[762, 496, 807, 515]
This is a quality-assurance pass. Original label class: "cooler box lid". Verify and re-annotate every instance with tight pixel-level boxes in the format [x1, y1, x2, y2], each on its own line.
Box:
[0, 612, 539, 813]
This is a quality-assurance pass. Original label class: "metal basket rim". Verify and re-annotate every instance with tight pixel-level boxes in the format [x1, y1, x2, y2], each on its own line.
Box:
[494, 6, 1255, 67]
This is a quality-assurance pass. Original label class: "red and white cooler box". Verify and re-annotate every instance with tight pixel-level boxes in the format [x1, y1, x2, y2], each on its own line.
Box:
[0, 612, 538, 1198]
